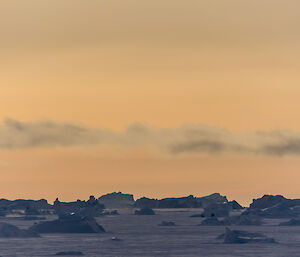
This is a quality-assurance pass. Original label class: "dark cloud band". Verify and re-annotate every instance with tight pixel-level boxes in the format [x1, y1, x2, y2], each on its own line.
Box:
[0, 118, 299, 156]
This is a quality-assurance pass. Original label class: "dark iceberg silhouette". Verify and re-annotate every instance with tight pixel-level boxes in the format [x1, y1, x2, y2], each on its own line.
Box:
[0, 222, 39, 238]
[228, 200, 244, 210]
[158, 221, 176, 226]
[198, 214, 262, 226]
[102, 210, 120, 216]
[243, 202, 297, 219]
[134, 193, 232, 209]
[190, 213, 205, 218]
[224, 214, 262, 226]
[217, 227, 276, 244]
[0, 198, 51, 216]
[111, 236, 123, 241]
[250, 194, 300, 210]
[279, 219, 300, 226]
[134, 208, 155, 215]
[55, 251, 84, 256]
[203, 203, 230, 217]
[98, 192, 134, 208]
[29, 213, 105, 233]
[54, 196, 105, 218]
[198, 217, 229, 226]
[237, 194, 300, 220]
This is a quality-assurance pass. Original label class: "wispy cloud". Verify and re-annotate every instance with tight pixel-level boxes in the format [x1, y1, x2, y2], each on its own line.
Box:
[0, 118, 300, 156]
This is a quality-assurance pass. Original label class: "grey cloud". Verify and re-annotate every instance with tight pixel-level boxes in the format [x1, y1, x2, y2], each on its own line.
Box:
[262, 139, 300, 156]
[170, 140, 226, 154]
[0, 119, 113, 149]
[1, 118, 300, 156]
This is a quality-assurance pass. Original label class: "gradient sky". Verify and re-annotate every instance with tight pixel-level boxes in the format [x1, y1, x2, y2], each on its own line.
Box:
[1, 0, 300, 205]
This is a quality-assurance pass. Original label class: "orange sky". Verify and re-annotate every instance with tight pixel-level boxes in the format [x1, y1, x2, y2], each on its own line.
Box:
[1, 0, 300, 205]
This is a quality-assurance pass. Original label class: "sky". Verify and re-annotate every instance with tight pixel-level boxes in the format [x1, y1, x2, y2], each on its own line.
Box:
[1, 0, 300, 205]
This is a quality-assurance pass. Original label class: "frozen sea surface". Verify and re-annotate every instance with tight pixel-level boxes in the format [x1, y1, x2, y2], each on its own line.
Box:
[0, 209, 300, 257]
